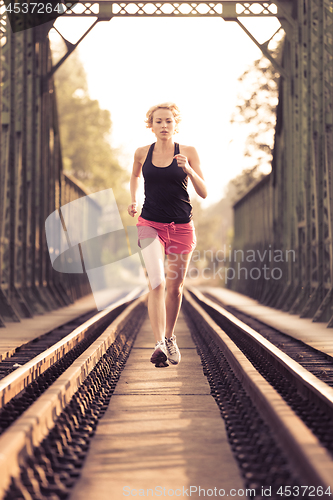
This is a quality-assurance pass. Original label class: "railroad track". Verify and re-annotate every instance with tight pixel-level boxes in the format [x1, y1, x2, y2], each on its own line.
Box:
[184, 288, 333, 493]
[0, 287, 332, 499]
[0, 288, 144, 412]
[202, 289, 333, 388]
[0, 288, 146, 498]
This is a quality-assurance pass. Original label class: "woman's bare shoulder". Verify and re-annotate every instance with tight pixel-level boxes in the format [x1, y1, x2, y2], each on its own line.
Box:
[135, 144, 151, 164]
[179, 144, 198, 157]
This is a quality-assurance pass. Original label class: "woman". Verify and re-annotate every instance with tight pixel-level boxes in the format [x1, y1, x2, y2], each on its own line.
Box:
[128, 102, 207, 367]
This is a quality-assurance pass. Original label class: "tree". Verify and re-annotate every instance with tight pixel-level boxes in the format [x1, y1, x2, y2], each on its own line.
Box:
[230, 47, 282, 198]
[226, 168, 267, 203]
[52, 47, 129, 213]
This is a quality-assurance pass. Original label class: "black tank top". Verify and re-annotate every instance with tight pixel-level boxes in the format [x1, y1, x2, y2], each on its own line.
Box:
[140, 143, 193, 223]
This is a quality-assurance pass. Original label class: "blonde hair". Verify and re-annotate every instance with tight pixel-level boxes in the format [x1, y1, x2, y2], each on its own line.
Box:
[145, 102, 181, 133]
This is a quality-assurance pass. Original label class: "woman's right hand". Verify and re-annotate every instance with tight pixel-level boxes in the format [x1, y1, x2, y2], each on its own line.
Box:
[128, 203, 138, 217]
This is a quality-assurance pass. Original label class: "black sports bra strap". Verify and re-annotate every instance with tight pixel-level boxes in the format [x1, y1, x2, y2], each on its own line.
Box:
[149, 142, 179, 159]
[143, 143, 155, 166]
[147, 142, 179, 163]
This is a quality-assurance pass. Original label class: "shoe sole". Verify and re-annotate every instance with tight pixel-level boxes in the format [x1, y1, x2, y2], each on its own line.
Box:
[155, 361, 169, 368]
[167, 357, 181, 365]
[150, 348, 167, 365]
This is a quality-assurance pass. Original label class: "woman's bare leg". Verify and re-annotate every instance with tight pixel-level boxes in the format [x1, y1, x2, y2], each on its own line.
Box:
[165, 252, 192, 338]
[140, 238, 166, 342]
[147, 281, 166, 342]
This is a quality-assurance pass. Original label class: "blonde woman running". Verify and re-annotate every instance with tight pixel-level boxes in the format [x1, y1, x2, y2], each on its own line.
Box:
[128, 103, 207, 367]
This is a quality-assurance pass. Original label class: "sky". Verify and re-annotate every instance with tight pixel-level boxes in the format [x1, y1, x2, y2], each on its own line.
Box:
[50, 13, 281, 207]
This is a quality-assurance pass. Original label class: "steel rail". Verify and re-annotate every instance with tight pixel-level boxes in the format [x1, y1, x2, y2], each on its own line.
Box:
[184, 289, 333, 491]
[0, 287, 143, 409]
[188, 287, 333, 414]
[0, 293, 146, 499]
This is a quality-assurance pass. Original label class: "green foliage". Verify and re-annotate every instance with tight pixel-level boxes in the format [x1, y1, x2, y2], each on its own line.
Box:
[53, 48, 129, 213]
[190, 46, 282, 280]
[230, 43, 282, 198]
[226, 168, 267, 204]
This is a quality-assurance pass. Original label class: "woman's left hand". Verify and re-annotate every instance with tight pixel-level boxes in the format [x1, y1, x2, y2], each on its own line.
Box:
[174, 154, 192, 175]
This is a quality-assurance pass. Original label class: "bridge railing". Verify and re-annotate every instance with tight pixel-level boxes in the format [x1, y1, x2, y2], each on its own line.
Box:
[232, 175, 278, 303]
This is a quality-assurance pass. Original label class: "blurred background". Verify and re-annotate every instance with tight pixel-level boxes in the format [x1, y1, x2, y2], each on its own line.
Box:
[50, 15, 283, 283]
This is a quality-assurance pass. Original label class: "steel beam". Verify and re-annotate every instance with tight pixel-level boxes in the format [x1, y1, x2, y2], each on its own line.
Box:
[57, 0, 281, 18]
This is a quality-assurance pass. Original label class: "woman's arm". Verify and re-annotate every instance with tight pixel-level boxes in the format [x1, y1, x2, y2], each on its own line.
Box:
[174, 146, 207, 199]
[128, 148, 144, 217]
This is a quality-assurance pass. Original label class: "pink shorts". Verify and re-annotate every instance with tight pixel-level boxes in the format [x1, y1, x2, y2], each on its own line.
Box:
[136, 216, 196, 255]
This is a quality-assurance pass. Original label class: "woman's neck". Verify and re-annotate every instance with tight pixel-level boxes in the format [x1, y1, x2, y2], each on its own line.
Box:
[154, 138, 174, 152]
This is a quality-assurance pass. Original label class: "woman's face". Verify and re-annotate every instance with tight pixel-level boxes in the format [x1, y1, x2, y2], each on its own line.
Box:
[152, 109, 176, 139]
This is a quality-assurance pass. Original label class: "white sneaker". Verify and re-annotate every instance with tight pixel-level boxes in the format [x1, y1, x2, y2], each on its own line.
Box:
[150, 340, 168, 366]
[165, 335, 181, 365]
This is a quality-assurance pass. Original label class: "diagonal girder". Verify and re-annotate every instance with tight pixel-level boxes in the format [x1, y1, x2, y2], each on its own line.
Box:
[46, 0, 291, 78]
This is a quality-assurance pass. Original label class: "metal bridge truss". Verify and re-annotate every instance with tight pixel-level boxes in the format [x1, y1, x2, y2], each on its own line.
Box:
[0, 20, 92, 324]
[40, 1, 293, 78]
[232, 0, 333, 325]
[0, 0, 332, 325]
[273, 0, 333, 323]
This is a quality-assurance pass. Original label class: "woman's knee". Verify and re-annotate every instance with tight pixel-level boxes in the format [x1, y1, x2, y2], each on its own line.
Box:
[166, 281, 184, 299]
[149, 280, 166, 294]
